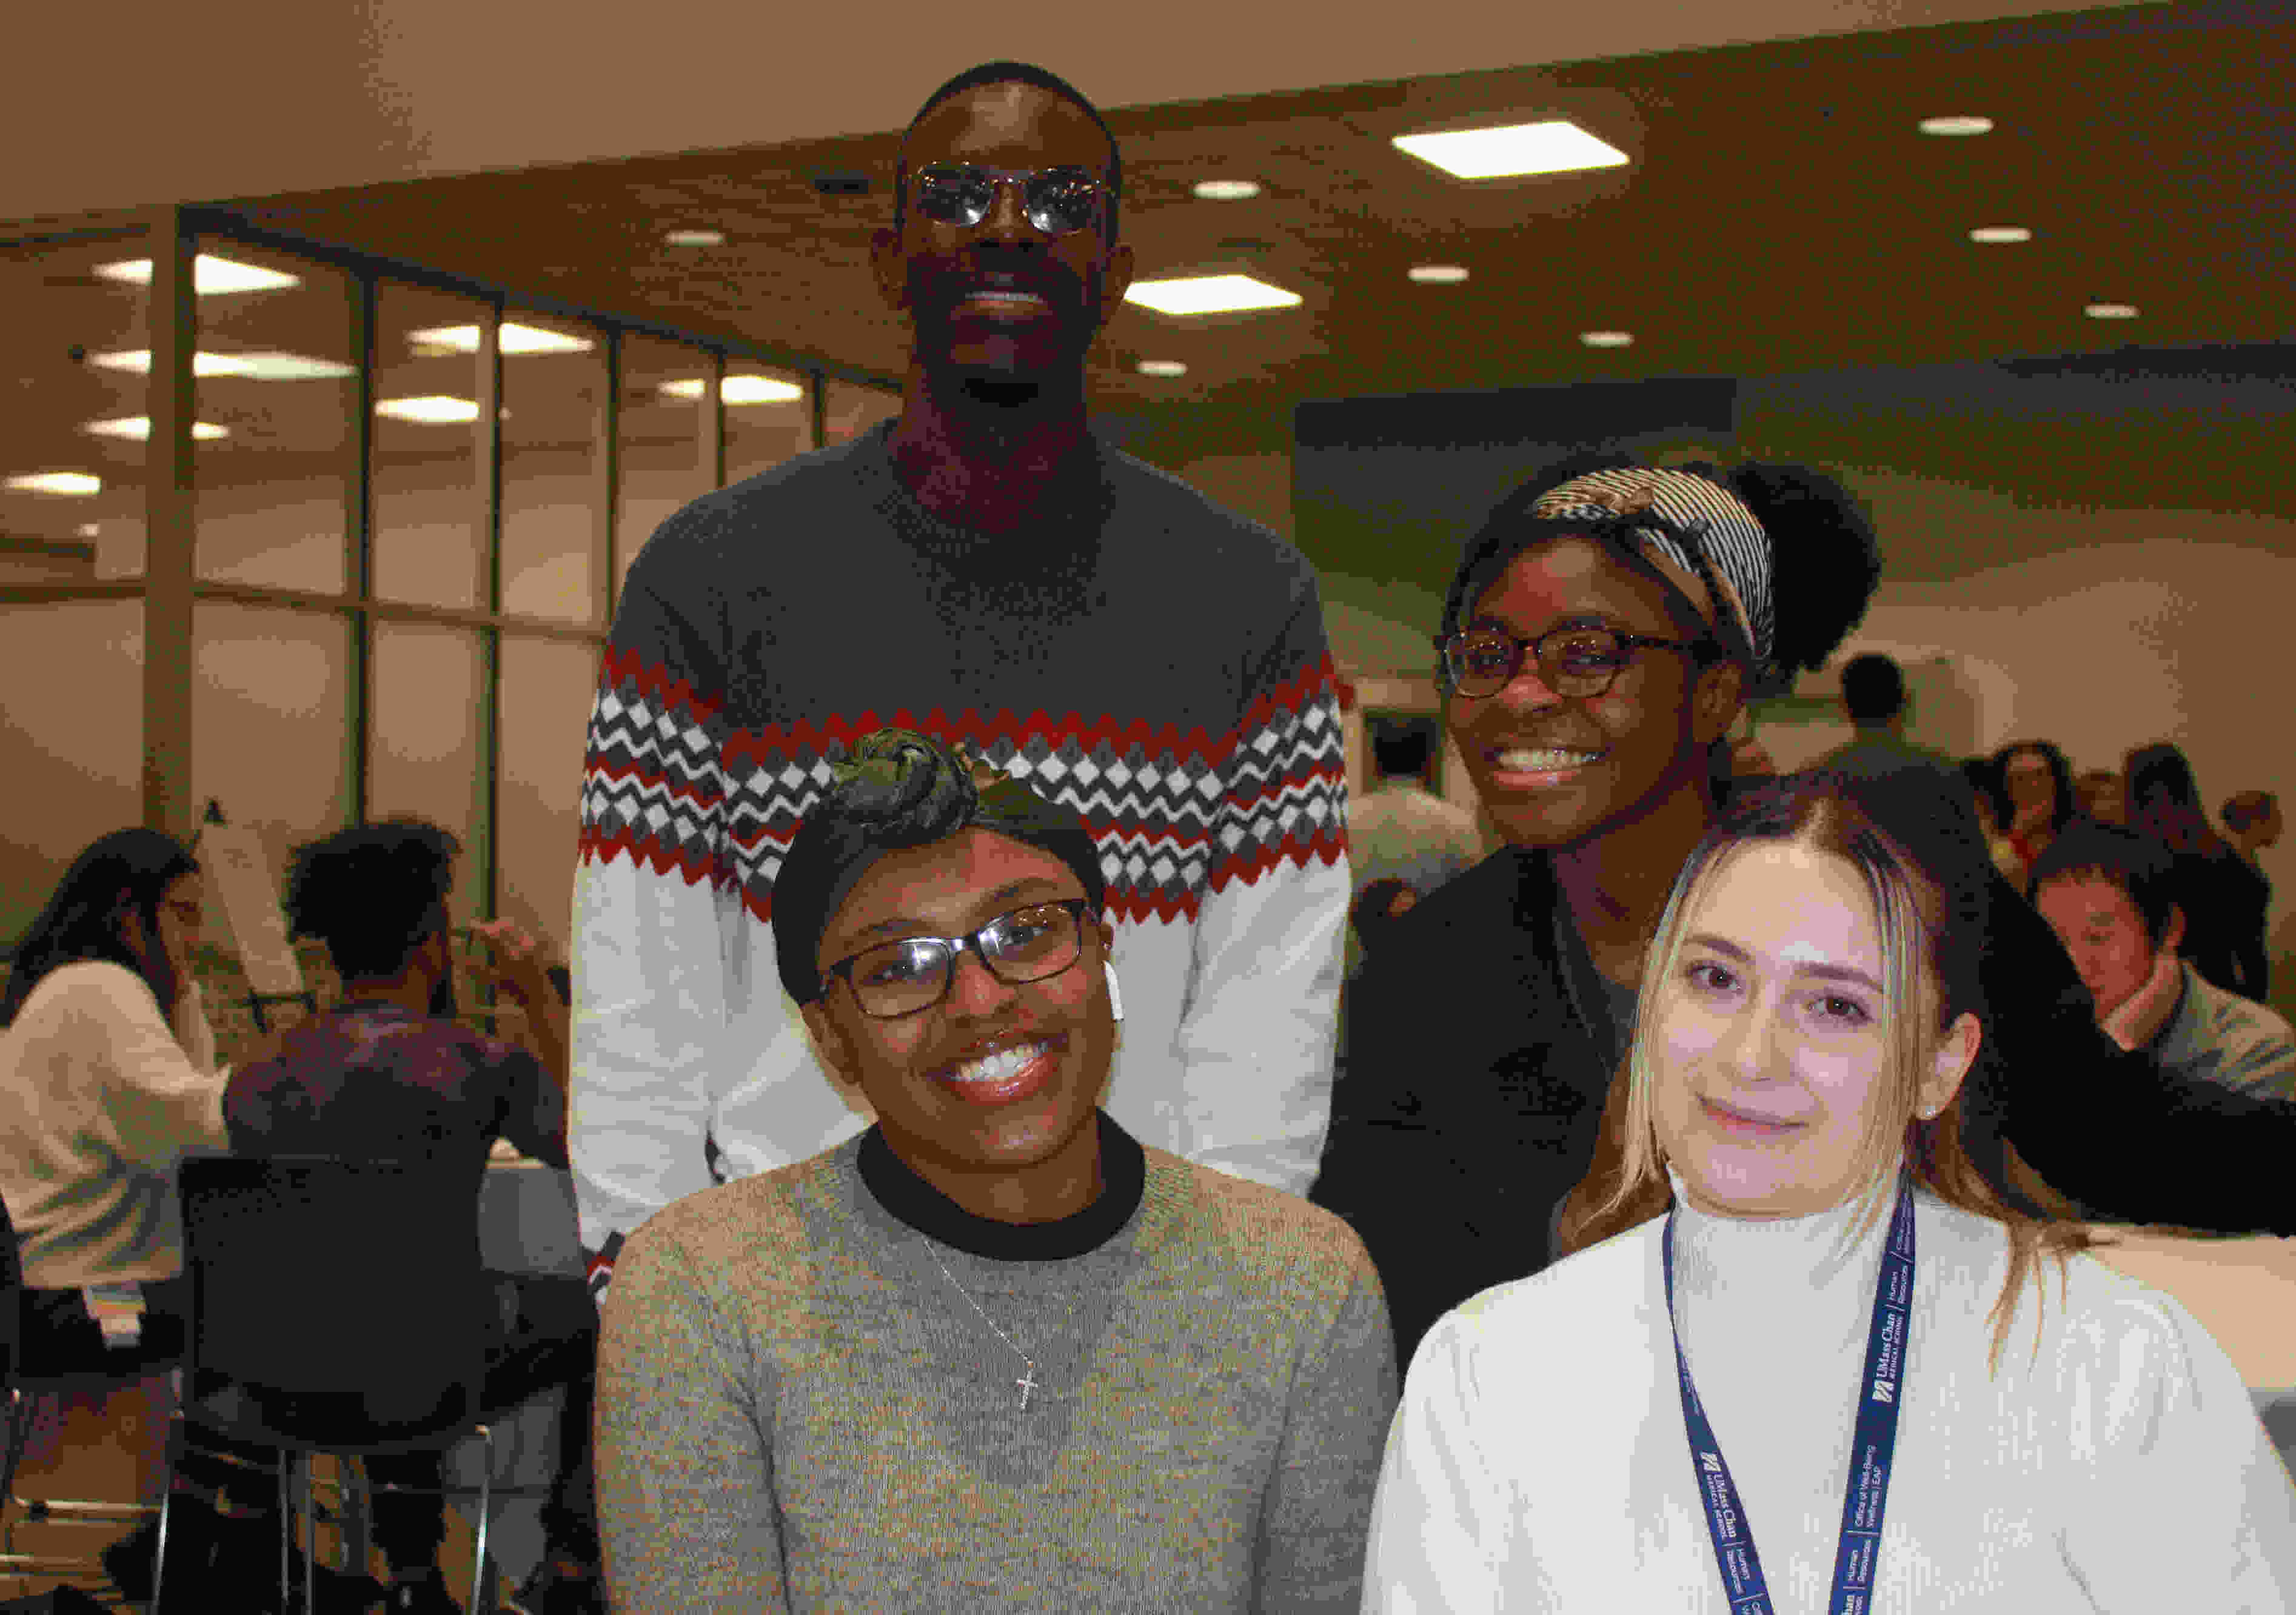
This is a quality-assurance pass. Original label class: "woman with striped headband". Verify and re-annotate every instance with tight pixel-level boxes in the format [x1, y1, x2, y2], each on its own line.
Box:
[1313, 450, 2296, 1373]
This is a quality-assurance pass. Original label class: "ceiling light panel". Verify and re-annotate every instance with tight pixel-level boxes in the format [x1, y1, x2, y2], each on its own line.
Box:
[1579, 330, 1636, 348]
[375, 395, 481, 424]
[664, 229, 726, 247]
[2085, 303, 2140, 319]
[87, 349, 355, 381]
[1124, 274, 1302, 316]
[1408, 264, 1470, 284]
[1192, 179, 1262, 201]
[1919, 115, 1995, 136]
[1968, 225, 2033, 244]
[82, 417, 229, 441]
[1392, 121, 1630, 180]
[659, 375, 805, 404]
[5, 472, 102, 495]
[1136, 359, 1188, 376]
[406, 323, 593, 355]
[94, 256, 301, 295]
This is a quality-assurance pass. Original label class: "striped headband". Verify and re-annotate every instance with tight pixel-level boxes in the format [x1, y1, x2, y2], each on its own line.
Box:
[1529, 467, 1776, 678]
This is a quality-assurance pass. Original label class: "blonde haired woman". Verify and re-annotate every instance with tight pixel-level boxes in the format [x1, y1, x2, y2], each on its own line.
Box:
[1362, 774, 2296, 1610]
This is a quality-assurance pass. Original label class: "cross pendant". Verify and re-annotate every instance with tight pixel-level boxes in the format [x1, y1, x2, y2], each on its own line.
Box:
[1016, 1364, 1040, 1411]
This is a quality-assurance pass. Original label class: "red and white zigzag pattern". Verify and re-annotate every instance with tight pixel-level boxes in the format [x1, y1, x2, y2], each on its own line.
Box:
[578, 649, 1348, 926]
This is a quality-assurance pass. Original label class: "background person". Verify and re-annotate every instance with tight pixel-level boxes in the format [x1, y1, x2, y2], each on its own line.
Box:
[1364, 776, 2296, 1609]
[0, 828, 284, 1595]
[2126, 741, 2270, 1001]
[2031, 821, 2296, 1102]
[595, 731, 1392, 1610]
[2075, 767, 2126, 826]
[1993, 739, 2076, 876]
[570, 59, 1348, 1303]
[2224, 789, 2283, 867]
[228, 821, 600, 1615]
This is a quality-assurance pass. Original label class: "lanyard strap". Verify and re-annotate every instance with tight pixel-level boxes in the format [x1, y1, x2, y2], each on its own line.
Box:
[1664, 1168, 1917, 1614]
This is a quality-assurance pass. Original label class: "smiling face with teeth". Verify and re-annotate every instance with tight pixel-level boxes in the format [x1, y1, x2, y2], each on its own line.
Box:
[1445, 535, 1741, 854]
[872, 79, 1134, 398]
[800, 826, 1119, 1225]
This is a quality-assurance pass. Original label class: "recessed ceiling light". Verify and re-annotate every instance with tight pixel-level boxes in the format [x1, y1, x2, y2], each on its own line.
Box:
[375, 395, 481, 424]
[82, 416, 229, 441]
[4, 472, 102, 495]
[95, 255, 301, 295]
[1968, 225, 2033, 244]
[406, 323, 592, 356]
[664, 229, 726, 247]
[659, 375, 805, 405]
[1193, 179, 1262, 201]
[1919, 115, 1995, 136]
[1392, 121, 1630, 180]
[1408, 264, 1470, 285]
[2085, 302, 2140, 319]
[76, 523, 99, 538]
[1124, 274, 1302, 316]
[86, 349, 353, 381]
[1136, 359, 1188, 376]
[1579, 330, 1636, 348]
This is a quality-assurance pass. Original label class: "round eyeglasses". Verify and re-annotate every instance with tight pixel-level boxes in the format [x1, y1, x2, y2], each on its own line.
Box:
[1435, 624, 1710, 700]
[911, 163, 1111, 237]
[823, 898, 1093, 1019]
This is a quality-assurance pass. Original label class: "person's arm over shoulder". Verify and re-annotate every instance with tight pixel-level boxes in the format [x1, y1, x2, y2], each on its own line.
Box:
[572, 520, 737, 1289]
[1175, 561, 1350, 1197]
[1360, 1310, 1514, 1612]
[596, 1209, 789, 1610]
[1254, 1226, 1397, 1612]
[1980, 870, 2296, 1233]
[49, 963, 229, 1168]
[2058, 1279, 2296, 1610]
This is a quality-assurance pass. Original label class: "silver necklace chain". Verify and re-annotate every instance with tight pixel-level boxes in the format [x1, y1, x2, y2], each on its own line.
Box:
[919, 1240, 1068, 1412]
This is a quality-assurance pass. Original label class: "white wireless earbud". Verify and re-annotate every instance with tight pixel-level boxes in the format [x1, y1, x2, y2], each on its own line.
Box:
[1103, 960, 1125, 1022]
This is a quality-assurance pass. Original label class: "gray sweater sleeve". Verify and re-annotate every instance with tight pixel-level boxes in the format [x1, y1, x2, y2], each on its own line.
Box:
[597, 1218, 789, 1610]
[1253, 1253, 1399, 1611]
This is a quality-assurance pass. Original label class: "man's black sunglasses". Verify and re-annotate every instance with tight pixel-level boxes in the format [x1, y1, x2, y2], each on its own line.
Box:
[911, 164, 1111, 236]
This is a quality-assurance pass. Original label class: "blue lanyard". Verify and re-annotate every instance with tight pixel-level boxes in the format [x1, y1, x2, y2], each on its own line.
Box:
[1663, 1168, 1916, 1614]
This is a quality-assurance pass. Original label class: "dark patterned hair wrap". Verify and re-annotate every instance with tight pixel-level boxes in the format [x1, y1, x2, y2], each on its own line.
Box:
[773, 729, 1107, 1006]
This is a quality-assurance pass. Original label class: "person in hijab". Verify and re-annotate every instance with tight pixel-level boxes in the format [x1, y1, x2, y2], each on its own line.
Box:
[1362, 774, 2296, 1609]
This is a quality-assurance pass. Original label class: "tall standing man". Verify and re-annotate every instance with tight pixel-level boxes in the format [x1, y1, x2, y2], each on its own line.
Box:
[571, 62, 1350, 1296]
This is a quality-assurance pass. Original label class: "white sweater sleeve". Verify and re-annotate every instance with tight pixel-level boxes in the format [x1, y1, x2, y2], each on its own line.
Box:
[61, 965, 229, 1170]
[1361, 1316, 1509, 1614]
[1167, 670, 1348, 1198]
[2061, 1287, 2296, 1610]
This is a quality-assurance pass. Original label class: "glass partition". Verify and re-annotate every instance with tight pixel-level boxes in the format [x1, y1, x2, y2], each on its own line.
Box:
[192, 600, 354, 860]
[723, 363, 814, 484]
[372, 281, 490, 612]
[0, 600, 147, 946]
[367, 620, 489, 926]
[501, 308, 603, 624]
[615, 334, 712, 596]
[498, 635, 601, 958]
[0, 232, 151, 585]
[193, 242, 355, 594]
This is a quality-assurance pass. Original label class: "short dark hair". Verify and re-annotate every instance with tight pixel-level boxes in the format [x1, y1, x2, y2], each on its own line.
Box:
[0, 827, 199, 1029]
[283, 820, 460, 982]
[893, 61, 1123, 246]
[2224, 789, 2278, 833]
[2029, 820, 2180, 945]
[1840, 653, 1906, 726]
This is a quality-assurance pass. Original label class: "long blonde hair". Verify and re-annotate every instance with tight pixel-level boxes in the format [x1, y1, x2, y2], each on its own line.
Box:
[1555, 775, 2101, 1376]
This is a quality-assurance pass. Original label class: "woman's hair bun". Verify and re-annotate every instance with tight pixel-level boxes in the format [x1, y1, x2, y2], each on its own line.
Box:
[1720, 461, 1883, 678]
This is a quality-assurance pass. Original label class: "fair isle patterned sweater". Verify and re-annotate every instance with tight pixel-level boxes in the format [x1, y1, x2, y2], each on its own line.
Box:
[571, 420, 1350, 1288]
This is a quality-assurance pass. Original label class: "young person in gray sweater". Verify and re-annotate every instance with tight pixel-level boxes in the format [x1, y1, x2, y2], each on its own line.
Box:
[595, 731, 1394, 1611]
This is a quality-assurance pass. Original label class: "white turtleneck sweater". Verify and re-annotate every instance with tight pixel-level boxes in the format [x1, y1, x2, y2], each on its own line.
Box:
[1362, 1164, 2296, 1611]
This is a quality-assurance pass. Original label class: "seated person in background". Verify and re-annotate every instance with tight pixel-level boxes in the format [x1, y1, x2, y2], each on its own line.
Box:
[2224, 789, 2283, 868]
[2127, 741, 2269, 1001]
[2033, 820, 2296, 1103]
[1364, 774, 2296, 1610]
[1350, 877, 1420, 961]
[1345, 720, 1484, 981]
[1960, 755, 2026, 887]
[227, 820, 600, 1615]
[0, 828, 284, 1597]
[2075, 767, 2126, 825]
[596, 729, 1394, 1611]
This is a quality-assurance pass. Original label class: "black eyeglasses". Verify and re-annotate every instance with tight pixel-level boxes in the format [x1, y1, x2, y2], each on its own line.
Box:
[1435, 623, 1710, 700]
[911, 163, 1111, 236]
[823, 898, 1093, 1019]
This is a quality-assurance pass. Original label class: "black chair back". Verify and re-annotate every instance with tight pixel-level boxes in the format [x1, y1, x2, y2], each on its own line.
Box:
[178, 1154, 492, 1450]
[0, 1192, 21, 1394]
